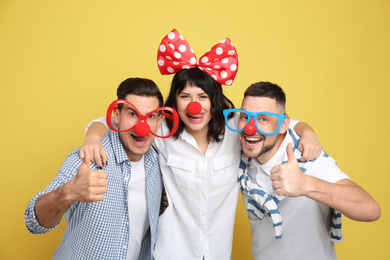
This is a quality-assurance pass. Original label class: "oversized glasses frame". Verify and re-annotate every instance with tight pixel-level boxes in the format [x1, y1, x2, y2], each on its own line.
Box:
[223, 109, 288, 136]
[106, 99, 179, 138]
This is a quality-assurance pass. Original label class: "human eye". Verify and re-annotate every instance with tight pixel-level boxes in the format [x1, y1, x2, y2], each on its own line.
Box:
[257, 114, 270, 124]
[178, 93, 189, 99]
[126, 109, 139, 119]
[239, 113, 248, 120]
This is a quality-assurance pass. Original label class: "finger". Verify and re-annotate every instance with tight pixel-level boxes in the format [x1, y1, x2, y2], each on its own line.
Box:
[81, 148, 92, 169]
[92, 147, 102, 168]
[270, 165, 279, 175]
[270, 174, 278, 182]
[297, 142, 303, 152]
[95, 170, 108, 180]
[286, 143, 296, 163]
[297, 142, 307, 161]
[95, 187, 108, 195]
[97, 179, 108, 187]
[101, 149, 108, 166]
[79, 149, 85, 159]
[271, 180, 281, 190]
[274, 188, 284, 196]
[299, 151, 308, 162]
[91, 193, 106, 202]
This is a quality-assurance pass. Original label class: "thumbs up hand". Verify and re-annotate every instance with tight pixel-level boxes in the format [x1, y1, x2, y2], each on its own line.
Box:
[270, 143, 309, 197]
[69, 149, 108, 203]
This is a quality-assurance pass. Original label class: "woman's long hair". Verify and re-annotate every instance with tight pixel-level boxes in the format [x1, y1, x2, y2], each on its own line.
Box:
[164, 67, 235, 142]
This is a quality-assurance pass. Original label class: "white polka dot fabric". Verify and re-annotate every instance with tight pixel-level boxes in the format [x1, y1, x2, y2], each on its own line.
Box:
[157, 29, 239, 86]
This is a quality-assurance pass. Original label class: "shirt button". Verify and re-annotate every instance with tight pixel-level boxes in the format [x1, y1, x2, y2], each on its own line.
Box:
[123, 245, 127, 249]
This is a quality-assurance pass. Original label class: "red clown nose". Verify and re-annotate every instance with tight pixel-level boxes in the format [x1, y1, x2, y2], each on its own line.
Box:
[244, 118, 257, 135]
[134, 121, 150, 137]
[187, 102, 202, 115]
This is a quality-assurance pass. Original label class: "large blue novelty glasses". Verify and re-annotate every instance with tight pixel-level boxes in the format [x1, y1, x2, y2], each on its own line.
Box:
[223, 109, 288, 136]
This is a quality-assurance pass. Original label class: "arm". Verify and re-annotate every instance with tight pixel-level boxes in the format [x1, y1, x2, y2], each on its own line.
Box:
[80, 120, 108, 167]
[292, 121, 322, 161]
[270, 143, 381, 222]
[34, 151, 108, 228]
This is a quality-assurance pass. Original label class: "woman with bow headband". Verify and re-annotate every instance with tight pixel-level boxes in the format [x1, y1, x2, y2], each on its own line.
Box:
[80, 29, 321, 259]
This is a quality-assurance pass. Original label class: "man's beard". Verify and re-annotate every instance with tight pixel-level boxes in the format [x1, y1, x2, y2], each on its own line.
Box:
[244, 137, 278, 160]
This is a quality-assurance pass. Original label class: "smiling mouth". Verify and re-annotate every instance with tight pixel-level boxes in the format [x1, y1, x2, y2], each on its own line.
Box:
[244, 136, 263, 145]
[187, 113, 204, 121]
[131, 133, 148, 143]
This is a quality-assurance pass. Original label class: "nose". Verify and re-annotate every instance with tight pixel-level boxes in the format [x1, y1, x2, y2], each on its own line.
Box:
[244, 118, 257, 135]
[134, 121, 150, 137]
[187, 101, 202, 115]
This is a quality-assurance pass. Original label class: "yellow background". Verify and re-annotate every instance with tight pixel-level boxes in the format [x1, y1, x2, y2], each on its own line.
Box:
[1, 0, 389, 259]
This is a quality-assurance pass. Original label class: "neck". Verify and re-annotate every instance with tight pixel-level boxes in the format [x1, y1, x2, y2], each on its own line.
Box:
[256, 134, 285, 164]
[186, 126, 210, 154]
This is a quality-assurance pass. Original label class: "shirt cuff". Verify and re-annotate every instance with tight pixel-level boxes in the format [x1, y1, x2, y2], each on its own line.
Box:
[25, 192, 59, 234]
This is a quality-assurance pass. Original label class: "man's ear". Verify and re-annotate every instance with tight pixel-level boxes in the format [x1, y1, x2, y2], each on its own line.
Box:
[113, 108, 120, 125]
[279, 116, 290, 134]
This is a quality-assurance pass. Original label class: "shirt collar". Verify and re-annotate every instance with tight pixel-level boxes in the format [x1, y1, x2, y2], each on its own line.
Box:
[249, 131, 293, 176]
[108, 126, 131, 165]
[108, 124, 158, 166]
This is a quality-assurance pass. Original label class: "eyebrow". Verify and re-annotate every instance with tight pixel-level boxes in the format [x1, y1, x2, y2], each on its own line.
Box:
[126, 106, 159, 115]
[178, 91, 208, 95]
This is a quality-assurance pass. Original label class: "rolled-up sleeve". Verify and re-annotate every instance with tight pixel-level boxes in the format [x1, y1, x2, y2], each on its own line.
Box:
[25, 192, 59, 234]
[25, 148, 81, 234]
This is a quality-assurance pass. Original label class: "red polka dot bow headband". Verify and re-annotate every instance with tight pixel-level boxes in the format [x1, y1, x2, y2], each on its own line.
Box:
[157, 29, 239, 86]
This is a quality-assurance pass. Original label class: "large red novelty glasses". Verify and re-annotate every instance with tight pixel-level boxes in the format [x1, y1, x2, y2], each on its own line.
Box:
[106, 99, 179, 138]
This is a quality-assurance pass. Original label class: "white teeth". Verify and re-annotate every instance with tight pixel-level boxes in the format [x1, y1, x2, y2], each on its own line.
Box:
[246, 137, 261, 141]
[188, 114, 202, 119]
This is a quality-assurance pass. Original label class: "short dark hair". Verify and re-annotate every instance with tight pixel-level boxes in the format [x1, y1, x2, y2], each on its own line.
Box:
[117, 77, 163, 108]
[244, 81, 286, 112]
[164, 67, 235, 142]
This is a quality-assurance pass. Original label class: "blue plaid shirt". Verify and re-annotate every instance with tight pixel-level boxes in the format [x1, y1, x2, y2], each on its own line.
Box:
[25, 129, 163, 260]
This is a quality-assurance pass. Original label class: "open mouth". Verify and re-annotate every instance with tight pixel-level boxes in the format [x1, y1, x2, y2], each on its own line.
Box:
[187, 113, 204, 122]
[131, 133, 148, 144]
[244, 136, 263, 145]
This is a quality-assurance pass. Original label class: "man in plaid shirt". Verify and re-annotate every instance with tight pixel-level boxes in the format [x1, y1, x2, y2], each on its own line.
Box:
[25, 78, 164, 260]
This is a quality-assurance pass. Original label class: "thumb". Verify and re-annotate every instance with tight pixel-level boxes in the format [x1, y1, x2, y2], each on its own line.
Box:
[286, 142, 296, 163]
[80, 148, 92, 169]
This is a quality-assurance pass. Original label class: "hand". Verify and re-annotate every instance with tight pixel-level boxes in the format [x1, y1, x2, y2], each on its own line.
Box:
[297, 132, 321, 162]
[270, 143, 309, 197]
[70, 149, 108, 203]
[80, 136, 107, 168]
